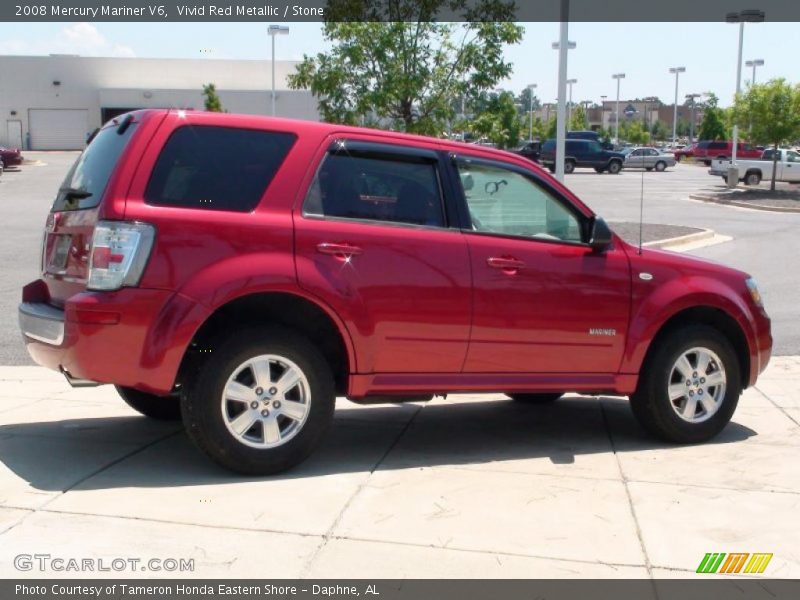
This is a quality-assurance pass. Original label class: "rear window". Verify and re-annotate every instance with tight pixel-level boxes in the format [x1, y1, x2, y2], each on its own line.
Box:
[52, 120, 137, 212]
[145, 125, 295, 212]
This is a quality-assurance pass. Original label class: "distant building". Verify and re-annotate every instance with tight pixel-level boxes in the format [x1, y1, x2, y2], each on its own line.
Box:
[0, 54, 319, 150]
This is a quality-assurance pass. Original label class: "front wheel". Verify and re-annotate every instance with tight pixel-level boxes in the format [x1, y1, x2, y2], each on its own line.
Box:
[181, 326, 335, 475]
[507, 393, 563, 404]
[607, 160, 622, 174]
[116, 386, 182, 421]
[629, 325, 741, 444]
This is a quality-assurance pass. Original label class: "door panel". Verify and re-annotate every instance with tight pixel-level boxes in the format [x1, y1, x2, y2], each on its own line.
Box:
[453, 156, 631, 374]
[294, 140, 471, 374]
[465, 235, 631, 373]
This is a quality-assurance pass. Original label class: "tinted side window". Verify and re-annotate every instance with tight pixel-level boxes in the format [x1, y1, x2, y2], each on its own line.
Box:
[145, 126, 295, 211]
[455, 159, 582, 243]
[709, 142, 727, 150]
[304, 152, 445, 228]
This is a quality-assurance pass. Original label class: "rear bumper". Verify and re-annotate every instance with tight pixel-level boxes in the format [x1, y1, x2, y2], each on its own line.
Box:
[19, 280, 209, 395]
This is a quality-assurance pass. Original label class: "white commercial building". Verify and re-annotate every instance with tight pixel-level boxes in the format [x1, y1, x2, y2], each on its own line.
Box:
[0, 54, 319, 150]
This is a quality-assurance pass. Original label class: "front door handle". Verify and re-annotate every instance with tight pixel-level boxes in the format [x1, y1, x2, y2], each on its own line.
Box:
[487, 256, 526, 273]
[317, 242, 363, 258]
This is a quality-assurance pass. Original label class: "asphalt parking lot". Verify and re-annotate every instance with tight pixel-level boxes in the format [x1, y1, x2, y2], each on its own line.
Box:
[0, 153, 798, 579]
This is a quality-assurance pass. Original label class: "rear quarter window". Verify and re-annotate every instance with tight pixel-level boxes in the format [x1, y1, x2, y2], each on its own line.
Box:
[145, 125, 296, 211]
[52, 120, 137, 212]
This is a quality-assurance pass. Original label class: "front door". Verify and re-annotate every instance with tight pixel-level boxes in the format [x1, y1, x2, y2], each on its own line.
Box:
[294, 139, 471, 374]
[6, 120, 22, 149]
[452, 156, 631, 374]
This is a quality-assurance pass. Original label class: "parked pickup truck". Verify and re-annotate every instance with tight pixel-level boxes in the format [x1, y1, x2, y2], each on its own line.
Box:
[710, 148, 800, 185]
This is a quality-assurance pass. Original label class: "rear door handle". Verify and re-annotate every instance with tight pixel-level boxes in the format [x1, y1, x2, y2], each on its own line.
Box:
[487, 256, 526, 272]
[317, 242, 363, 258]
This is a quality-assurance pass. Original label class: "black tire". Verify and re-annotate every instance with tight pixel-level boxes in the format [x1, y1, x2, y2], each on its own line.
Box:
[654, 161, 667, 172]
[607, 160, 622, 174]
[564, 160, 575, 174]
[507, 393, 563, 404]
[116, 386, 182, 421]
[629, 325, 741, 444]
[181, 326, 335, 475]
[548, 165, 556, 173]
[745, 171, 761, 186]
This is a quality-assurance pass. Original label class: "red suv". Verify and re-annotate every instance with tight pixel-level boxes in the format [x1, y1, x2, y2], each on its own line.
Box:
[19, 110, 772, 474]
[693, 141, 762, 165]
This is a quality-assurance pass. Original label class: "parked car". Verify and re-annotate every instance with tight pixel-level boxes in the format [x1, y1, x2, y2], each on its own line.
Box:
[512, 140, 541, 163]
[0, 146, 22, 168]
[623, 147, 677, 171]
[693, 140, 761, 166]
[709, 148, 800, 185]
[19, 109, 772, 474]
[674, 143, 697, 161]
[540, 139, 626, 174]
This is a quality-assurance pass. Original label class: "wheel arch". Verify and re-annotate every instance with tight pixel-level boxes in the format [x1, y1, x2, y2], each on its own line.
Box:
[630, 304, 752, 389]
[176, 291, 355, 396]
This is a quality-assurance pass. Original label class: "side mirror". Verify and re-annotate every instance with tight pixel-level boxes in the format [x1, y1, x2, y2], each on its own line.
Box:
[589, 217, 613, 252]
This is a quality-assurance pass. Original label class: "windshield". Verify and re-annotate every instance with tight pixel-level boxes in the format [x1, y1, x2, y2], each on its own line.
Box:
[51, 120, 138, 212]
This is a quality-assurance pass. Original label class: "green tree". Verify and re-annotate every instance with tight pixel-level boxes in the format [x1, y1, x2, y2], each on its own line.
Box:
[732, 78, 800, 190]
[202, 83, 225, 112]
[517, 86, 541, 116]
[626, 121, 650, 145]
[698, 93, 729, 141]
[569, 104, 587, 131]
[467, 91, 522, 149]
[650, 120, 669, 141]
[287, 3, 523, 135]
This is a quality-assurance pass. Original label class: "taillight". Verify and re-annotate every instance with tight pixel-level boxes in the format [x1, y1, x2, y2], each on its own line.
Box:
[87, 221, 155, 291]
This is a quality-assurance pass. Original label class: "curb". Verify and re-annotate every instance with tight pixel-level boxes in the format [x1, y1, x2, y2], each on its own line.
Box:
[689, 194, 800, 214]
[643, 228, 715, 250]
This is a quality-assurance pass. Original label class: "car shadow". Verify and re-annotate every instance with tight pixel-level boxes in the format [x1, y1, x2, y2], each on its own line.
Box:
[0, 395, 756, 490]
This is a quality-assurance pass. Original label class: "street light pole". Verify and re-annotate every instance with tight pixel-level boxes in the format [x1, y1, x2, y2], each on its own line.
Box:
[268, 24, 290, 116]
[727, 10, 764, 166]
[612, 73, 625, 147]
[527, 83, 537, 141]
[745, 58, 764, 86]
[669, 67, 685, 148]
[685, 93, 701, 144]
[552, 0, 575, 183]
[566, 79, 577, 130]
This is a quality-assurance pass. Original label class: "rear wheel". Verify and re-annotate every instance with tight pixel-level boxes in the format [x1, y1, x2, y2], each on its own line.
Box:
[654, 161, 667, 172]
[607, 160, 622, 174]
[506, 393, 563, 404]
[564, 160, 575, 174]
[629, 325, 740, 443]
[116, 386, 182, 421]
[744, 171, 762, 186]
[181, 326, 335, 475]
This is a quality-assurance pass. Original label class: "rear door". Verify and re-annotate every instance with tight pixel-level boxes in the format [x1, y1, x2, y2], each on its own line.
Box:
[294, 138, 471, 374]
[784, 151, 800, 182]
[451, 155, 631, 374]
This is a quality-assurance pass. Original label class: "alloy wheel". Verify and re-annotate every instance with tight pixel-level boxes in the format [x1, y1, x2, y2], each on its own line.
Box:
[667, 347, 727, 424]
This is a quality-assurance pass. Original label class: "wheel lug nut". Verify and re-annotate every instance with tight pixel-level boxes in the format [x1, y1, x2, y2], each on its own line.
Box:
[692, 372, 698, 378]
[269, 387, 278, 395]
[689, 390, 694, 396]
[250, 401, 258, 409]
[273, 400, 281, 409]
[255, 387, 263, 395]
[700, 378, 706, 384]
[261, 409, 269, 417]
[698, 389, 703, 395]
[686, 381, 691, 386]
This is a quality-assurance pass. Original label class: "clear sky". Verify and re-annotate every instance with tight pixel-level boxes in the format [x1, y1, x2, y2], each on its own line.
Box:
[0, 21, 794, 106]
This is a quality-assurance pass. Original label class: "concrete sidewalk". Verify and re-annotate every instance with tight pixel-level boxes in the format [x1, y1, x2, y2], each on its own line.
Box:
[0, 359, 798, 579]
